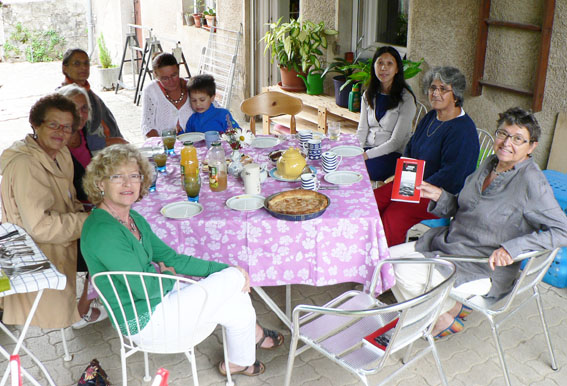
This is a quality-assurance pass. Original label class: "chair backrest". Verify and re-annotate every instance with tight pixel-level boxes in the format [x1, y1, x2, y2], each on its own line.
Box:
[240, 91, 303, 135]
[412, 100, 428, 132]
[92, 271, 210, 354]
[477, 128, 495, 166]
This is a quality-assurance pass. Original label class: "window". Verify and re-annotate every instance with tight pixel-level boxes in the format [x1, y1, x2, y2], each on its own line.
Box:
[353, 0, 410, 57]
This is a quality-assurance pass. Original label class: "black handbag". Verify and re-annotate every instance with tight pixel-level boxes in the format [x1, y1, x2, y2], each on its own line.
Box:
[77, 358, 111, 386]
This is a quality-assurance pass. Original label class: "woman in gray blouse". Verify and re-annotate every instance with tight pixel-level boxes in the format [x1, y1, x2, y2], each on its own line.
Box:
[389, 107, 567, 338]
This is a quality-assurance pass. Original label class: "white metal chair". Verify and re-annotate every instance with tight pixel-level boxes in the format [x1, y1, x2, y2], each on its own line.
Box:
[91, 271, 234, 386]
[284, 258, 457, 386]
[412, 100, 428, 132]
[476, 128, 495, 166]
[442, 249, 560, 386]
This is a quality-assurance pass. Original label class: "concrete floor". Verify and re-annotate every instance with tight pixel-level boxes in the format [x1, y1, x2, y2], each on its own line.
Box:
[1, 61, 567, 385]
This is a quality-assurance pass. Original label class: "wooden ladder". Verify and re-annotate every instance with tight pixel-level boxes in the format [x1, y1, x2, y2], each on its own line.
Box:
[471, 0, 555, 112]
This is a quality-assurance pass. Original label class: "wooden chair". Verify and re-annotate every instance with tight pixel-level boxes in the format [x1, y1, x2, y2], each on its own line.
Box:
[240, 91, 303, 135]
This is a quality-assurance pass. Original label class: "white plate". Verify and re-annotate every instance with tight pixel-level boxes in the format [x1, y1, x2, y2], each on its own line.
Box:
[251, 136, 280, 149]
[138, 146, 154, 158]
[226, 195, 265, 211]
[329, 145, 364, 157]
[269, 166, 317, 182]
[324, 171, 363, 185]
[160, 201, 203, 219]
[177, 132, 205, 143]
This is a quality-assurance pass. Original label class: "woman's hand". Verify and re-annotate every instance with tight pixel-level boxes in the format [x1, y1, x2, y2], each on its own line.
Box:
[418, 181, 443, 202]
[159, 262, 177, 275]
[488, 247, 514, 270]
[363, 152, 369, 161]
[234, 266, 250, 293]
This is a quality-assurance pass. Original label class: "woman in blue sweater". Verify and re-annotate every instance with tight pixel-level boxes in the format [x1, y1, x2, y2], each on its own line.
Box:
[374, 66, 479, 246]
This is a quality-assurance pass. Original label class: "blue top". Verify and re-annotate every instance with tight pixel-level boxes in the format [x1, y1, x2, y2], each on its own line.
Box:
[404, 110, 479, 194]
[182, 104, 240, 133]
[374, 93, 389, 122]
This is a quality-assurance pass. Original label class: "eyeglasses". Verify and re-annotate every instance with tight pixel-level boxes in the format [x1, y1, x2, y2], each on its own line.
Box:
[428, 85, 453, 95]
[494, 129, 530, 146]
[69, 60, 90, 67]
[158, 73, 179, 83]
[108, 174, 144, 184]
[44, 121, 74, 134]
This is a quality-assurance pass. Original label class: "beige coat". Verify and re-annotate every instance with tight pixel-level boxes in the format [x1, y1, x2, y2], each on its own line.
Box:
[0, 135, 88, 328]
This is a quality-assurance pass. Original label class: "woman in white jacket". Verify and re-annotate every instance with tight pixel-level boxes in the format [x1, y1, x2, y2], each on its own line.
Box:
[358, 46, 417, 181]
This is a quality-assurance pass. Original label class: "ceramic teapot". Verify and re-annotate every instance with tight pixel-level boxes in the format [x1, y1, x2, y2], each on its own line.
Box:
[276, 147, 307, 180]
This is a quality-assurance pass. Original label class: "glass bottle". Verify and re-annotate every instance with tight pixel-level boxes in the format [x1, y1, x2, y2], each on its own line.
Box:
[180, 141, 198, 187]
[207, 141, 227, 192]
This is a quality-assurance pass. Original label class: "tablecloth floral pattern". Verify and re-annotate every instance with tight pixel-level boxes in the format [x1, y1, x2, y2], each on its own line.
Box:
[133, 133, 394, 293]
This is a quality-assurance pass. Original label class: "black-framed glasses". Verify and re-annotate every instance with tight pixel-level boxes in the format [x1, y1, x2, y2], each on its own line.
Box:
[44, 121, 74, 134]
[108, 174, 144, 184]
[494, 129, 530, 146]
[428, 85, 453, 95]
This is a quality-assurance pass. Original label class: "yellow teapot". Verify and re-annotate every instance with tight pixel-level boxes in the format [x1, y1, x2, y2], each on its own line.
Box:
[276, 147, 307, 180]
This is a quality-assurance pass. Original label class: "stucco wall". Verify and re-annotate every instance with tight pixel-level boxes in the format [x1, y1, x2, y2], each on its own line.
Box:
[91, 0, 133, 66]
[408, 0, 567, 167]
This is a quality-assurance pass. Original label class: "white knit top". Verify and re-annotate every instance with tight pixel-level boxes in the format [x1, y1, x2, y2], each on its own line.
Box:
[141, 81, 194, 136]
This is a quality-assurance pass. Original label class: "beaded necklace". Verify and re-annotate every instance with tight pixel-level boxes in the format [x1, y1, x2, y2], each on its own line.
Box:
[101, 205, 140, 237]
[492, 163, 513, 176]
[165, 89, 185, 104]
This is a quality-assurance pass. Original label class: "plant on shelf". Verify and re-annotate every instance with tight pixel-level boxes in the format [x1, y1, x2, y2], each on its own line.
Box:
[262, 17, 337, 93]
[193, 0, 205, 28]
[203, 8, 216, 29]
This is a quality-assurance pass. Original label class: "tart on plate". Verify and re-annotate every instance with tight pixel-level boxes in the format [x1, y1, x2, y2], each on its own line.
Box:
[265, 189, 329, 216]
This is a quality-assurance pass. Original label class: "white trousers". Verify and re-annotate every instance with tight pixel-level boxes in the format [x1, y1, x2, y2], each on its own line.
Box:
[132, 267, 256, 366]
[389, 242, 492, 314]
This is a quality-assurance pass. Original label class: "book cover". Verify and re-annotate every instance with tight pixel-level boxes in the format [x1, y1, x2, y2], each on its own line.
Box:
[363, 318, 399, 351]
[391, 157, 425, 203]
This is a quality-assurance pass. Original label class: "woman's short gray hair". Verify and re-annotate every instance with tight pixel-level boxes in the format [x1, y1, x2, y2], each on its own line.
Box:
[83, 144, 154, 205]
[422, 66, 466, 107]
[56, 84, 92, 124]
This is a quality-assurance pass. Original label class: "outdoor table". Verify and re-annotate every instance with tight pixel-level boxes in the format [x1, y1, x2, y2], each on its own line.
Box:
[0, 223, 66, 386]
[133, 133, 394, 327]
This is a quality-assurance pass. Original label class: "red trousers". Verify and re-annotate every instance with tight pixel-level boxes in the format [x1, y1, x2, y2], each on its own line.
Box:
[374, 182, 438, 246]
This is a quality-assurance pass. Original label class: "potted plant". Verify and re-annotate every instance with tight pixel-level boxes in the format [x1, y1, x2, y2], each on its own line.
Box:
[262, 17, 337, 93]
[193, 0, 205, 28]
[184, 13, 195, 26]
[203, 8, 216, 30]
[96, 33, 119, 91]
[322, 56, 360, 107]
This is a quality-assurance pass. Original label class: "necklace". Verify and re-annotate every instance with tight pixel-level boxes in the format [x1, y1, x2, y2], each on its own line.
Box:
[492, 163, 513, 176]
[426, 118, 445, 137]
[165, 88, 185, 104]
[102, 205, 138, 234]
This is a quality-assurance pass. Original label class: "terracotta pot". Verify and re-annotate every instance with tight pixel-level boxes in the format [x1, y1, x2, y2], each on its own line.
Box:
[279, 66, 307, 92]
[205, 15, 216, 27]
[193, 14, 203, 28]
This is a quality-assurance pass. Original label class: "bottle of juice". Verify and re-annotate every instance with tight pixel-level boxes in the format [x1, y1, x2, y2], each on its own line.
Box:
[207, 141, 227, 192]
[180, 141, 198, 187]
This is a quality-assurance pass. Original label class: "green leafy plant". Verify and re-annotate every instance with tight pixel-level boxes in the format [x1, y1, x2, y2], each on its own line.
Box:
[194, 0, 205, 14]
[5, 23, 65, 62]
[97, 33, 114, 68]
[402, 58, 424, 79]
[262, 17, 338, 74]
[203, 7, 216, 16]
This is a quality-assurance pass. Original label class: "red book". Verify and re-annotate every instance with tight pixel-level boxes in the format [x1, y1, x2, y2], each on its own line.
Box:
[364, 318, 399, 351]
[391, 157, 425, 203]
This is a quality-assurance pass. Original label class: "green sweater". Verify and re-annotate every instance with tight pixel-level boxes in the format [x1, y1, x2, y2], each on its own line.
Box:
[81, 208, 228, 334]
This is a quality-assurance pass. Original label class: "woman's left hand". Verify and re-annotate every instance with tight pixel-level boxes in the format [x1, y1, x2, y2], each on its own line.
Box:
[418, 181, 443, 202]
[159, 262, 177, 275]
[363, 152, 369, 161]
[488, 247, 514, 270]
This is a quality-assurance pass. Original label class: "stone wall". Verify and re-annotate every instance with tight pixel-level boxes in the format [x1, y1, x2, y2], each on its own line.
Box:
[408, 0, 567, 167]
[1, 0, 87, 61]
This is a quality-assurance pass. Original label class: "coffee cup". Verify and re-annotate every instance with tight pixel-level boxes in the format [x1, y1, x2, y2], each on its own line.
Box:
[322, 151, 342, 173]
[205, 131, 220, 148]
[298, 131, 313, 151]
[301, 173, 320, 191]
[241, 163, 261, 195]
[307, 139, 322, 160]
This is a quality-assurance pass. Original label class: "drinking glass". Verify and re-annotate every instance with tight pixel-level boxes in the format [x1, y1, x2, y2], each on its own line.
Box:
[149, 161, 158, 192]
[161, 129, 177, 155]
[152, 146, 167, 173]
[328, 122, 341, 141]
[184, 174, 201, 202]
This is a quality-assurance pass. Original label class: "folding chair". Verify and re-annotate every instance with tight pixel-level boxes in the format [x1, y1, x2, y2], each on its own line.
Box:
[442, 249, 560, 386]
[92, 271, 234, 386]
[476, 128, 495, 166]
[240, 91, 303, 135]
[284, 258, 456, 386]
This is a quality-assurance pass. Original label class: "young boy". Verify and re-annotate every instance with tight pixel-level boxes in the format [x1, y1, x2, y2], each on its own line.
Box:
[183, 74, 240, 133]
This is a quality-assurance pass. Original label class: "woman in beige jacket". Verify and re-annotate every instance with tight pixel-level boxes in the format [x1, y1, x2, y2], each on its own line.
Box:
[0, 94, 89, 328]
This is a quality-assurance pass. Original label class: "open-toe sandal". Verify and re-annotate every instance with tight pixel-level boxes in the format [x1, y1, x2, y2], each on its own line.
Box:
[256, 326, 284, 350]
[434, 317, 464, 340]
[457, 304, 473, 320]
[218, 360, 265, 377]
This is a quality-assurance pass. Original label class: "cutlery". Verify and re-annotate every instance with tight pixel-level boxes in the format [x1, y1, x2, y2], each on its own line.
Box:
[319, 186, 339, 190]
[1, 262, 51, 277]
[0, 230, 18, 241]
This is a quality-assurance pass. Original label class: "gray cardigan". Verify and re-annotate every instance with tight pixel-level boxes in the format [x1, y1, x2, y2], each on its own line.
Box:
[416, 155, 567, 297]
[357, 89, 416, 159]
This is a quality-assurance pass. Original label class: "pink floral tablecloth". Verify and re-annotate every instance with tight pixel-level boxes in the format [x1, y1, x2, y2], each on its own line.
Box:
[133, 133, 394, 293]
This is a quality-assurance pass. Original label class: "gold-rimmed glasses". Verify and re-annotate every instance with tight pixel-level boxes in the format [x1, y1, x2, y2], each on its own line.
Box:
[428, 85, 453, 95]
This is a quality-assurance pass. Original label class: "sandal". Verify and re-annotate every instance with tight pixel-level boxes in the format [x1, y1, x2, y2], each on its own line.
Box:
[457, 304, 473, 320]
[434, 317, 464, 340]
[256, 326, 284, 350]
[217, 360, 265, 377]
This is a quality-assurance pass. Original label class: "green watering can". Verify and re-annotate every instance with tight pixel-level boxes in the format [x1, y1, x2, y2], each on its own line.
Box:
[297, 71, 324, 95]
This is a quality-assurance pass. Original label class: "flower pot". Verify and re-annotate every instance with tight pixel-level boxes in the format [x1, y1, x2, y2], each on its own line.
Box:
[279, 66, 306, 92]
[205, 15, 216, 28]
[184, 14, 194, 26]
[333, 75, 353, 108]
[96, 66, 120, 91]
[193, 13, 203, 28]
[297, 71, 324, 95]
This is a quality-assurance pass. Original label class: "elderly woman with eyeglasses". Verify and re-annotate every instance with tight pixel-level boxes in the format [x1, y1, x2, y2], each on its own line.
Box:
[62, 48, 127, 151]
[141, 52, 193, 137]
[81, 144, 284, 377]
[0, 94, 89, 328]
[390, 107, 567, 338]
[374, 66, 479, 246]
